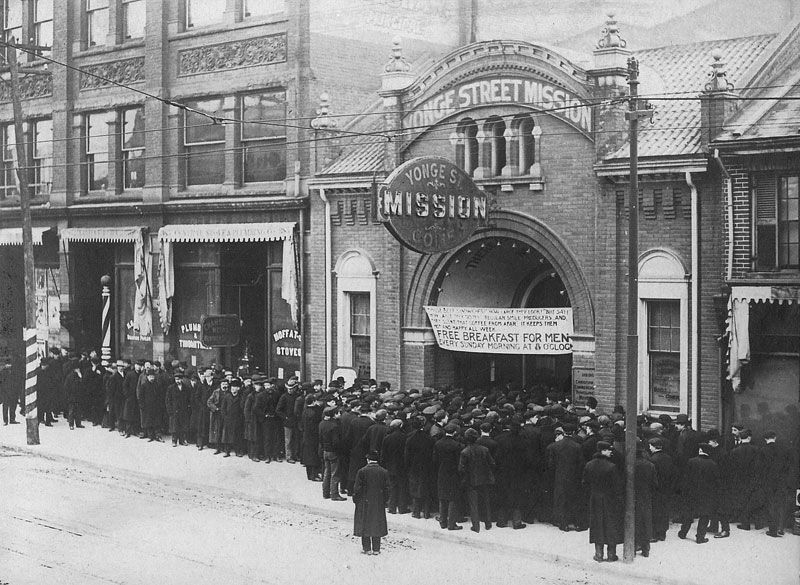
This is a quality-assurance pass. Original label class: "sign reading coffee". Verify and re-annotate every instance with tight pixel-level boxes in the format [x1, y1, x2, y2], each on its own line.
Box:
[377, 157, 488, 254]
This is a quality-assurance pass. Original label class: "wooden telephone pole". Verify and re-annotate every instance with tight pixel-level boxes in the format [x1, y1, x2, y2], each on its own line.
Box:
[1, 38, 51, 445]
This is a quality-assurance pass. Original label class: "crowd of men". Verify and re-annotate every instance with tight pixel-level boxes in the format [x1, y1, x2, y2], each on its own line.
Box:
[2, 348, 798, 561]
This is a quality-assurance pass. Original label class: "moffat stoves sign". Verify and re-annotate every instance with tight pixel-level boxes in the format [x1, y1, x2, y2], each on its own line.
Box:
[376, 157, 488, 254]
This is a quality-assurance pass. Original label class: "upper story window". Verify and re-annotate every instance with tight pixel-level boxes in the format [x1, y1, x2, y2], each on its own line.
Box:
[86, 0, 109, 47]
[241, 91, 286, 183]
[32, 118, 52, 196]
[183, 97, 225, 186]
[121, 106, 144, 189]
[484, 116, 507, 177]
[244, 0, 285, 18]
[1, 124, 17, 199]
[185, 0, 225, 29]
[122, 0, 145, 40]
[33, 0, 53, 48]
[85, 111, 112, 191]
[453, 118, 478, 177]
[753, 173, 800, 271]
[2, 0, 22, 58]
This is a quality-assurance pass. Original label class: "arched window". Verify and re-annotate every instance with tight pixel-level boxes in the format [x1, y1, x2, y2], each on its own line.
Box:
[485, 116, 506, 177]
[453, 118, 478, 176]
[513, 114, 541, 177]
[334, 250, 377, 379]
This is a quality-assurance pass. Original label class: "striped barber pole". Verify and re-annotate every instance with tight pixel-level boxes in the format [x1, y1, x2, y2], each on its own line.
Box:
[24, 327, 38, 421]
[101, 280, 112, 365]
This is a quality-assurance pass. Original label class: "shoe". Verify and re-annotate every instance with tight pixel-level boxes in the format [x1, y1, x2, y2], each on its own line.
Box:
[696, 537, 709, 544]
[172, 443, 178, 447]
[496, 522, 508, 528]
[593, 554, 604, 563]
[148, 438, 155, 442]
[69, 424, 74, 430]
[512, 523, 527, 530]
[777, 529, 785, 536]
[223, 453, 231, 457]
[287, 459, 297, 464]
[10, 420, 20, 424]
[484, 522, 492, 530]
[372, 550, 380, 555]
[214, 450, 221, 455]
[76, 424, 85, 428]
[714, 531, 730, 538]
[361, 550, 370, 555]
[641, 549, 650, 557]
[677, 531, 687, 539]
[331, 496, 347, 501]
[264, 457, 271, 463]
[412, 512, 421, 519]
[606, 555, 619, 562]
[44, 422, 52, 427]
[448, 525, 463, 531]
[235, 453, 244, 457]
[470, 525, 479, 533]
[737, 524, 751, 531]
[766, 531, 781, 538]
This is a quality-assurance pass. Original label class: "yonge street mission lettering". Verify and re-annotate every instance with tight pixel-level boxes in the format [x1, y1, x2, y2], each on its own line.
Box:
[424, 306, 574, 354]
[406, 77, 592, 134]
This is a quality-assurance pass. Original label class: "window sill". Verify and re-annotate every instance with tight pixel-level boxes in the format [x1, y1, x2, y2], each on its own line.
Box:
[475, 175, 545, 192]
[176, 182, 287, 198]
[74, 191, 142, 204]
[171, 16, 288, 40]
[75, 44, 141, 57]
[730, 271, 800, 284]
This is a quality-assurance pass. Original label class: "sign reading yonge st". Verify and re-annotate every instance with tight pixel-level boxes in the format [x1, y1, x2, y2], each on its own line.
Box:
[377, 157, 488, 254]
[405, 77, 592, 134]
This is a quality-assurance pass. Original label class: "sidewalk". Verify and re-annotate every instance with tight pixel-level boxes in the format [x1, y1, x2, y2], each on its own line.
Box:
[2, 422, 798, 585]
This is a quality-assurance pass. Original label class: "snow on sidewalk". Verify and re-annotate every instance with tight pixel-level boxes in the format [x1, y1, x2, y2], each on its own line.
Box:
[2, 422, 798, 585]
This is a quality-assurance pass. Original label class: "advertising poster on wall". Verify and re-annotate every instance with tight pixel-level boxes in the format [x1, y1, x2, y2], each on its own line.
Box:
[424, 306, 573, 354]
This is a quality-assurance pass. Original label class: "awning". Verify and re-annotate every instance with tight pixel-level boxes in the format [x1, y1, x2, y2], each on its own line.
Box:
[156, 222, 298, 334]
[158, 222, 296, 243]
[60, 226, 147, 243]
[726, 285, 800, 391]
[0, 226, 53, 246]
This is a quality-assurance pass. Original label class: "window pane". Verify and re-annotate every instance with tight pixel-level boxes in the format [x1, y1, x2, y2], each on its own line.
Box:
[34, 0, 53, 21]
[88, 5, 109, 46]
[186, 143, 224, 185]
[244, 0, 284, 16]
[3, 125, 15, 162]
[185, 99, 225, 144]
[186, 0, 225, 28]
[122, 107, 145, 150]
[87, 112, 111, 154]
[123, 0, 145, 39]
[124, 149, 144, 189]
[242, 93, 286, 140]
[4, 0, 22, 29]
[649, 353, 680, 411]
[35, 20, 52, 47]
[34, 120, 52, 158]
[244, 142, 286, 182]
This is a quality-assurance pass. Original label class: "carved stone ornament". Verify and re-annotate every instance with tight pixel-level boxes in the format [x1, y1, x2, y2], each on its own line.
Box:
[0, 73, 52, 101]
[80, 57, 145, 90]
[178, 33, 287, 77]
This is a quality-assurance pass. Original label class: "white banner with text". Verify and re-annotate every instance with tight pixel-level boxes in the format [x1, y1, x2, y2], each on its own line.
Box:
[424, 306, 573, 354]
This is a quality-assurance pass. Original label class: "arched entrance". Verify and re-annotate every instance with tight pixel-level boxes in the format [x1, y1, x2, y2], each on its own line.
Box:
[404, 210, 594, 393]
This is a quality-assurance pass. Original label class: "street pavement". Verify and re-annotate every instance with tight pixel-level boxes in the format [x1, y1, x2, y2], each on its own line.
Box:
[1, 422, 798, 585]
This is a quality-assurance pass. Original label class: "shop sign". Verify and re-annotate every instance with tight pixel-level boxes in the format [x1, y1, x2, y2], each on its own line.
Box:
[273, 328, 302, 358]
[377, 157, 488, 254]
[424, 306, 573, 354]
[572, 367, 595, 406]
[126, 320, 152, 343]
[405, 77, 592, 134]
[200, 315, 241, 348]
[179, 322, 210, 349]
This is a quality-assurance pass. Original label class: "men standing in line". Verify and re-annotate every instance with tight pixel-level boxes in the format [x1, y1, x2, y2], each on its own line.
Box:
[138, 369, 162, 442]
[678, 442, 719, 544]
[729, 429, 763, 530]
[494, 416, 530, 529]
[705, 429, 732, 538]
[761, 430, 792, 537]
[648, 437, 675, 541]
[319, 406, 346, 500]
[634, 443, 657, 557]
[121, 360, 142, 437]
[220, 378, 245, 457]
[405, 415, 434, 519]
[165, 369, 191, 447]
[583, 441, 623, 562]
[63, 359, 86, 430]
[347, 403, 375, 494]
[459, 427, 495, 533]
[0, 361, 19, 425]
[381, 417, 409, 514]
[192, 368, 214, 450]
[261, 379, 282, 463]
[105, 360, 126, 432]
[277, 376, 299, 463]
[547, 424, 584, 532]
[207, 377, 229, 454]
[433, 422, 464, 530]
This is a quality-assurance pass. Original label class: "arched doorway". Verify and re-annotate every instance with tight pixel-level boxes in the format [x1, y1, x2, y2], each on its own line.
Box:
[433, 236, 572, 393]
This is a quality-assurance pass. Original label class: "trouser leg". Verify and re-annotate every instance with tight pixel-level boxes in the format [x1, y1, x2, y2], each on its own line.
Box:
[361, 536, 370, 552]
[284, 427, 293, 460]
[697, 516, 710, 539]
[467, 488, 480, 529]
[371, 537, 381, 553]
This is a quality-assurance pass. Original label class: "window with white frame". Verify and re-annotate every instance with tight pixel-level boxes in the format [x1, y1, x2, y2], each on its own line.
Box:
[183, 97, 225, 186]
[33, 0, 52, 48]
[185, 0, 225, 29]
[122, 0, 145, 39]
[85, 111, 112, 191]
[335, 250, 377, 379]
[86, 0, 109, 46]
[638, 250, 689, 414]
[1, 124, 17, 199]
[32, 118, 52, 196]
[121, 106, 144, 188]
[753, 173, 800, 270]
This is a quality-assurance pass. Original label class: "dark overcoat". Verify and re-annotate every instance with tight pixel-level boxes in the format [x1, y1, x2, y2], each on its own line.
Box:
[650, 449, 675, 533]
[582, 453, 623, 545]
[634, 456, 657, 544]
[353, 462, 389, 538]
[494, 429, 531, 509]
[459, 443, 495, 487]
[433, 435, 463, 501]
[547, 436, 584, 516]
[405, 429, 435, 498]
[190, 380, 212, 437]
[165, 380, 191, 434]
[137, 379, 161, 428]
[362, 421, 389, 458]
[727, 442, 762, 515]
[682, 454, 719, 517]
[347, 415, 375, 482]
[243, 389, 260, 442]
[206, 388, 224, 444]
[301, 403, 322, 467]
[380, 427, 407, 478]
[220, 392, 245, 444]
[122, 370, 140, 422]
[63, 370, 84, 406]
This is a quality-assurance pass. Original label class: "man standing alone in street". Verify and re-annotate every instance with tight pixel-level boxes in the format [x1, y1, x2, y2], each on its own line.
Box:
[353, 450, 389, 555]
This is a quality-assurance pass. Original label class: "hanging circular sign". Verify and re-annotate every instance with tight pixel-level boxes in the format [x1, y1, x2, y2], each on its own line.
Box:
[376, 156, 488, 254]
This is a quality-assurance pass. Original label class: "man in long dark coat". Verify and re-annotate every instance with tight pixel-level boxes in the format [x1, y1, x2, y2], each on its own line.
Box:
[648, 437, 675, 541]
[207, 377, 229, 453]
[220, 378, 245, 457]
[138, 370, 162, 442]
[346, 404, 375, 493]
[353, 450, 389, 555]
[494, 416, 530, 529]
[105, 360, 126, 432]
[191, 369, 214, 450]
[405, 415, 434, 519]
[243, 376, 263, 460]
[121, 361, 142, 437]
[380, 418, 409, 514]
[261, 380, 282, 462]
[165, 370, 191, 446]
[301, 394, 323, 480]
[678, 442, 719, 543]
[433, 423, 464, 530]
[582, 441, 623, 562]
[63, 359, 85, 430]
[729, 429, 763, 530]
[546, 425, 584, 531]
[634, 444, 657, 556]
[761, 430, 793, 537]
[459, 427, 495, 533]
[705, 429, 732, 538]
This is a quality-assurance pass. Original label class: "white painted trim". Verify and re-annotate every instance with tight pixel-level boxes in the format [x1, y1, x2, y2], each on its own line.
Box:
[335, 250, 378, 378]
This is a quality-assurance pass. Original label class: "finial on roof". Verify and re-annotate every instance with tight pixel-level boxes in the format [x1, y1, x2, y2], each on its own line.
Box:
[597, 13, 627, 49]
[704, 49, 734, 92]
[384, 37, 412, 73]
[310, 92, 337, 130]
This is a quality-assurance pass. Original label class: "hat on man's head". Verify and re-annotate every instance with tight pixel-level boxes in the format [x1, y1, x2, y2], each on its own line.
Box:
[389, 418, 404, 428]
[251, 373, 268, 384]
[596, 441, 612, 452]
[285, 376, 299, 389]
[323, 406, 338, 417]
[675, 413, 690, 425]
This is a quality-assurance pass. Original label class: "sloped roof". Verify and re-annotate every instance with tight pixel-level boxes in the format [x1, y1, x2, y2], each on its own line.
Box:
[321, 138, 385, 175]
[606, 34, 777, 160]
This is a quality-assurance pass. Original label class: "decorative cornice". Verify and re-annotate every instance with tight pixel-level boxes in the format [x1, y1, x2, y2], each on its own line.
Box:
[178, 33, 287, 77]
[0, 74, 52, 101]
[80, 56, 145, 90]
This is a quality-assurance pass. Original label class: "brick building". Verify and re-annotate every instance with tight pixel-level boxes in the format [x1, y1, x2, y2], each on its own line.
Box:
[307, 16, 799, 433]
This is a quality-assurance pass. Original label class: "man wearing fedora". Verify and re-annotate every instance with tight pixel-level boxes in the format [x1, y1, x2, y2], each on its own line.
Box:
[678, 442, 720, 543]
[277, 376, 300, 463]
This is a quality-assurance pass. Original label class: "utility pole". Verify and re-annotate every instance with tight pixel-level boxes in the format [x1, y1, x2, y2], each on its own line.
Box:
[1, 38, 51, 446]
[623, 55, 652, 563]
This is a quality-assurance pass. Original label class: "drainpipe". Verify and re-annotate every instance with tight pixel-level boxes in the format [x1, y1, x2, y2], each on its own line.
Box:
[713, 149, 734, 281]
[295, 161, 306, 380]
[318, 187, 332, 383]
[686, 171, 699, 428]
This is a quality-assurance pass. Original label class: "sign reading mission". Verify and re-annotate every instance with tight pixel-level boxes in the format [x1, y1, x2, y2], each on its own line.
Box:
[377, 157, 487, 254]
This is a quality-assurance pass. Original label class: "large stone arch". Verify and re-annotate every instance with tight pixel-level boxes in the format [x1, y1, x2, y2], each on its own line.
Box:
[404, 209, 595, 336]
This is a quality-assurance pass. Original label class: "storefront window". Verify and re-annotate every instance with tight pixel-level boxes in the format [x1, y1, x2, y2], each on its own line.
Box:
[647, 300, 681, 411]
